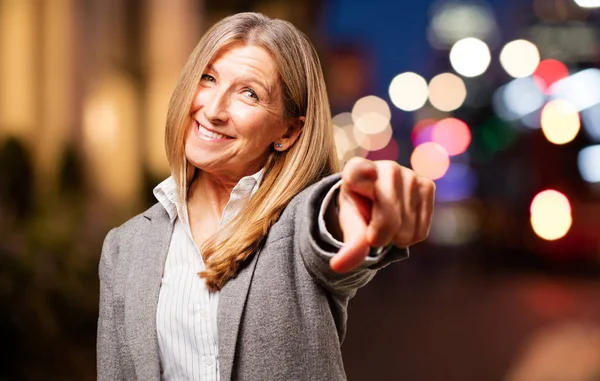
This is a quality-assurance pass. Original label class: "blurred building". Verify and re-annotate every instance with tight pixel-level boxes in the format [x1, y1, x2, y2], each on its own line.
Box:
[0, 0, 201, 223]
[0, 0, 317, 223]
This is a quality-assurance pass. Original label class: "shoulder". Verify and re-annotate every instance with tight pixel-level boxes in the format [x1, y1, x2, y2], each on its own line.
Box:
[108, 203, 167, 241]
[100, 202, 170, 280]
[101, 202, 168, 261]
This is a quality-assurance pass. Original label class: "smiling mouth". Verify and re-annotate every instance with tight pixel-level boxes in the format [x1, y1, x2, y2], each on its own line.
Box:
[197, 122, 234, 140]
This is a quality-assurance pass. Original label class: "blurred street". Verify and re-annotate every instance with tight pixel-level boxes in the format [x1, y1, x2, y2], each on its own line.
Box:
[344, 249, 600, 380]
[1, 0, 600, 379]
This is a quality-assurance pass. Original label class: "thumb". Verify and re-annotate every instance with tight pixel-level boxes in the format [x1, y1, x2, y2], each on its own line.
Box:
[330, 180, 372, 273]
[330, 228, 370, 274]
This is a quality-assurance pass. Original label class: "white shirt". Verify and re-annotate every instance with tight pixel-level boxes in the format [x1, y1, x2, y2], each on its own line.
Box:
[154, 171, 345, 381]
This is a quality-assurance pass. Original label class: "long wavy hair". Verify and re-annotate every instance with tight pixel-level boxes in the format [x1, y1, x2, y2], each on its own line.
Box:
[164, 12, 338, 291]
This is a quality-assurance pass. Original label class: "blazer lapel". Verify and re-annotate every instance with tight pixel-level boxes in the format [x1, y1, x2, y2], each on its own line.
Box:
[125, 204, 173, 380]
[218, 250, 261, 380]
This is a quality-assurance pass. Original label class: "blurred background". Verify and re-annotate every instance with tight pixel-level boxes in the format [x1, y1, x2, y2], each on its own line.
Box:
[1, 0, 600, 380]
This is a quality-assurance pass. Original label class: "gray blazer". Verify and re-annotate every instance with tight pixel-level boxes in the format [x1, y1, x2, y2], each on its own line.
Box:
[97, 174, 408, 380]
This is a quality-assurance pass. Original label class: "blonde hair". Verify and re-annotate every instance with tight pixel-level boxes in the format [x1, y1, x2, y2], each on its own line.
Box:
[164, 12, 338, 291]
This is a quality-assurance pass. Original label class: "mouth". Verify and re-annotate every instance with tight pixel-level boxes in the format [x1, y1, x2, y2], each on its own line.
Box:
[195, 121, 234, 141]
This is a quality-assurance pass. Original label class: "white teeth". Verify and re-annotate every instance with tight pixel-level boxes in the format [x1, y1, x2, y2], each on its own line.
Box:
[198, 124, 230, 140]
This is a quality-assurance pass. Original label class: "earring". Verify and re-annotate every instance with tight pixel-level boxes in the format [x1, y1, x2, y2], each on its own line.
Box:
[275, 143, 283, 149]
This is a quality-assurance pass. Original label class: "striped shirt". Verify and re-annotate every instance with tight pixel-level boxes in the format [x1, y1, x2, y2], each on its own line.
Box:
[153, 171, 345, 380]
[154, 170, 264, 380]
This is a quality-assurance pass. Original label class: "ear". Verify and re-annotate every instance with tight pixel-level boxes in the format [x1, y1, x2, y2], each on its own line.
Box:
[274, 116, 305, 151]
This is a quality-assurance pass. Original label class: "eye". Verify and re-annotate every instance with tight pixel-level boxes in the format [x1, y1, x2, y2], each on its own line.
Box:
[201, 74, 215, 83]
[242, 88, 259, 101]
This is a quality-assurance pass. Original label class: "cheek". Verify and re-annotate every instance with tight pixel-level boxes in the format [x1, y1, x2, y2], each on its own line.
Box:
[190, 87, 215, 114]
[234, 109, 286, 137]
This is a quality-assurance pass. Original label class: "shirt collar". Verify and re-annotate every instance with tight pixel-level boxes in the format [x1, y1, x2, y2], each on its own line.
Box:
[153, 168, 265, 224]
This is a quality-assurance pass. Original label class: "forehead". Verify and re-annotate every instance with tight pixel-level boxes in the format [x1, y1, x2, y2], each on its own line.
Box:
[209, 44, 279, 82]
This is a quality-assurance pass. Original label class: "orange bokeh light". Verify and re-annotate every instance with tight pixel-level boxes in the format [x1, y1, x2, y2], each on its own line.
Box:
[410, 142, 450, 180]
[431, 118, 472, 156]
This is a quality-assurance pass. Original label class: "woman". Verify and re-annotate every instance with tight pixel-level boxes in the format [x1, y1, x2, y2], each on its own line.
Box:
[97, 12, 435, 381]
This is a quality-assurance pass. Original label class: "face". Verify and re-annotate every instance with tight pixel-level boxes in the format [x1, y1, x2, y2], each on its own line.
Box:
[185, 43, 302, 181]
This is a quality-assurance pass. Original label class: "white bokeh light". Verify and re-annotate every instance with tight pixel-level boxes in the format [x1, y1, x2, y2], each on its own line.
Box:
[578, 145, 600, 183]
[499, 39, 540, 78]
[550, 68, 600, 111]
[530, 190, 572, 241]
[351, 95, 391, 135]
[428, 1, 499, 49]
[582, 103, 600, 141]
[573, 0, 600, 8]
[389, 72, 429, 111]
[332, 112, 364, 162]
[333, 125, 351, 161]
[503, 77, 546, 119]
[449, 37, 491, 77]
[353, 124, 393, 151]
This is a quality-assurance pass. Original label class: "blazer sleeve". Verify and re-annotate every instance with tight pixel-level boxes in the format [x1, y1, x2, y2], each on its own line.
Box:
[97, 228, 125, 381]
[293, 174, 409, 296]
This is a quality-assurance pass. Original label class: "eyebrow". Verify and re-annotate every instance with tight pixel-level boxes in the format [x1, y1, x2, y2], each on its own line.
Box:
[206, 64, 272, 97]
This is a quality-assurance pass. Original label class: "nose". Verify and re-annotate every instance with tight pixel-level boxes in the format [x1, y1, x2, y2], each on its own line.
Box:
[202, 90, 230, 124]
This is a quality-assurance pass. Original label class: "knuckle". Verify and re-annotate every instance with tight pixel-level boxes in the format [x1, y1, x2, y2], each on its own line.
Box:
[414, 226, 431, 243]
[371, 215, 398, 243]
[396, 229, 415, 247]
[346, 156, 365, 167]
[418, 177, 435, 198]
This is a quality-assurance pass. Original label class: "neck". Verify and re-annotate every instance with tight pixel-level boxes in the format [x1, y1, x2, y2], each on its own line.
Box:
[187, 171, 238, 220]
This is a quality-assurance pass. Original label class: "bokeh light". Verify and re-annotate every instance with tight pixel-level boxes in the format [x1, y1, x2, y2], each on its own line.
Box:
[353, 124, 393, 151]
[550, 68, 600, 111]
[411, 118, 436, 147]
[431, 118, 471, 156]
[332, 112, 353, 130]
[520, 109, 543, 130]
[492, 86, 518, 122]
[333, 125, 352, 161]
[389, 72, 429, 111]
[366, 137, 400, 162]
[530, 190, 572, 241]
[499, 39, 540, 78]
[533, 59, 569, 93]
[351, 95, 391, 135]
[578, 145, 600, 183]
[410, 142, 450, 180]
[581, 103, 600, 141]
[499, 76, 546, 122]
[428, 1, 499, 49]
[573, 0, 600, 7]
[477, 117, 518, 155]
[434, 163, 477, 202]
[429, 204, 480, 246]
[540, 99, 580, 145]
[449, 37, 491, 77]
[428, 73, 467, 112]
[332, 112, 363, 162]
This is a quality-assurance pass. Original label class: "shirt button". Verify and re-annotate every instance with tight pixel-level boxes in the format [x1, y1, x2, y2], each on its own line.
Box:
[206, 357, 213, 366]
